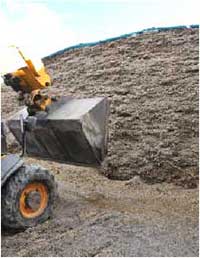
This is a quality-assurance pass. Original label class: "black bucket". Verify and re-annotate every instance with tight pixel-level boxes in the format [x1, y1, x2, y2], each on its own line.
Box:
[7, 96, 109, 167]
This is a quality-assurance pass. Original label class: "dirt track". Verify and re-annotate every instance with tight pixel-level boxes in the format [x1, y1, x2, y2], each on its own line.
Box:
[1, 28, 199, 256]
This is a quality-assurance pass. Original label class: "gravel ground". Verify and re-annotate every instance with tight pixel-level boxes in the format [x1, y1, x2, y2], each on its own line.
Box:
[1, 158, 199, 257]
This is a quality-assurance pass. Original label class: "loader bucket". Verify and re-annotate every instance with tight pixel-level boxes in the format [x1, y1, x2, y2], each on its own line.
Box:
[7, 96, 109, 167]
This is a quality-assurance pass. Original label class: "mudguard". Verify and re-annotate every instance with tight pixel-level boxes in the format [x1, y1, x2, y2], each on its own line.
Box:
[1, 121, 7, 155]
[1, 154, 24, 187]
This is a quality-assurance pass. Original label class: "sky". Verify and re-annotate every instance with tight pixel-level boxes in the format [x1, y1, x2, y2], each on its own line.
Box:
[0, 0, 199, 64]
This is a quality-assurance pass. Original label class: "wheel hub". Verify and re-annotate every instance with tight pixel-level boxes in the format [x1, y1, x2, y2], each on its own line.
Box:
[19, 183, 48, 219]
[25, 191, 41, 211]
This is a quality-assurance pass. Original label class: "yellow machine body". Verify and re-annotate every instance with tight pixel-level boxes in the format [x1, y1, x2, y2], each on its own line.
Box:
[13, 63, 52, 111]
[3, 47, 52, 113]
[13, 63, 51, 93]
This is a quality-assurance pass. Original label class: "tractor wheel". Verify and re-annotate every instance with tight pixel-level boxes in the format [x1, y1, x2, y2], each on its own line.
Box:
[1, 165, 56, 230]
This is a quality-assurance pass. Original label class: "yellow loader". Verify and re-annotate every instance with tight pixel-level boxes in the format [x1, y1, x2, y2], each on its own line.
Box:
[1, 46, 109, 229]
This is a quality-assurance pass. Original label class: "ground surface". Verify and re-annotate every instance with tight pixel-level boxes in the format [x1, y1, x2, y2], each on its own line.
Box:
[1, 158, 199, 257]
[1, 28, 199, 257]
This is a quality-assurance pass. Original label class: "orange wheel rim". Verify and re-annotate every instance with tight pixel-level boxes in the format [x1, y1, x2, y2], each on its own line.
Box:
[19, 183, 48, 219]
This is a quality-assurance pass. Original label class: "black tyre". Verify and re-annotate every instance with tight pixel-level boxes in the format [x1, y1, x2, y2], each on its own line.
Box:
[1, 165, 56, 230]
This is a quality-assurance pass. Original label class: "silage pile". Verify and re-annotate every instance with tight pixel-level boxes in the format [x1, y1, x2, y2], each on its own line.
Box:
[44, 28, 199, 187]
